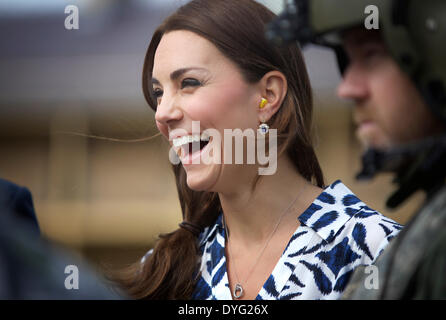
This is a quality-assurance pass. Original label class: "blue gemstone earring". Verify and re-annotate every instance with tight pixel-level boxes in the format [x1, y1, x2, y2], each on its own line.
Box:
[258, 122, 269, 135]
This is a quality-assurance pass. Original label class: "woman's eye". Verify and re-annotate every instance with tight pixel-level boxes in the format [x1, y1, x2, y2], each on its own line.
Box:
[181, 78, 201, 89]
[153, 88, 163, 98]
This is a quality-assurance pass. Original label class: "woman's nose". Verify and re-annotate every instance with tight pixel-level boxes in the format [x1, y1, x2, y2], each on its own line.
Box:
[154, 94, 183, 125]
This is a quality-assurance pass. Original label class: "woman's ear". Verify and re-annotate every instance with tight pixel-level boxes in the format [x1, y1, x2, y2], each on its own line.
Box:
[258, 71, 288, 122]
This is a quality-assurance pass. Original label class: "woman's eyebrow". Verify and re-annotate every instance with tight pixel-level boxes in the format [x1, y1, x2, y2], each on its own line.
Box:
[152, 67, 209, 85]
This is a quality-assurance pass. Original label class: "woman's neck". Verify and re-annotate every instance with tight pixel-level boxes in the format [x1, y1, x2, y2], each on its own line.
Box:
[218, 156, 322, 245]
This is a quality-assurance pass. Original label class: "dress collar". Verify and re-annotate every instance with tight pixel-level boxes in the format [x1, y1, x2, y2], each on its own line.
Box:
[298, 180, 371, 243]
[199, 180, 367, 246]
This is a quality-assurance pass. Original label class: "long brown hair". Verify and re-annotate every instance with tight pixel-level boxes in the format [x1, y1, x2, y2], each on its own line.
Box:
[115, 0, 324, 299]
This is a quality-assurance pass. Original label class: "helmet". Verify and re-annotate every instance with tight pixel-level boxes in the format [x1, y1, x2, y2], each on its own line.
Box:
[266, 0, 446, 208]
[266, 0, 446, 122]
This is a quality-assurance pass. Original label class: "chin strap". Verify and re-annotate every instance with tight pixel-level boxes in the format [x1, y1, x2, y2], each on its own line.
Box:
[356, 134, 446, 209]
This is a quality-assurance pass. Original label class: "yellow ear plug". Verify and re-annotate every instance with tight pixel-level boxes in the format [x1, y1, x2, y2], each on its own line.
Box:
[259, 98, 268, 109]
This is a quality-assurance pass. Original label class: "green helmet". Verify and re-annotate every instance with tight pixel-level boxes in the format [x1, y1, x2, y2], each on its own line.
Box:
[267, 0, 446, 122]
[267, 0, 446, 209]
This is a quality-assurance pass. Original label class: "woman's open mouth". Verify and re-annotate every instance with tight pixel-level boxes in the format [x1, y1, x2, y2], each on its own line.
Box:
[173, 133, 211, 164]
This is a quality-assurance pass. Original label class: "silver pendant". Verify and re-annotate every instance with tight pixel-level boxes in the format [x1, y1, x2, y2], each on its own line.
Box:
[233, 283, 244, 299]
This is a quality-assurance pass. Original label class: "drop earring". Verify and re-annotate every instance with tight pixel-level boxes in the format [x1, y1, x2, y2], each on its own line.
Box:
[258, 120, 269, 135]
[258, 98, 269, 135]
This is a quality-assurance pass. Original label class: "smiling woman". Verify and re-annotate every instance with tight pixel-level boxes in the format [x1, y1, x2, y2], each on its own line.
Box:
[110, 0, 401, 300]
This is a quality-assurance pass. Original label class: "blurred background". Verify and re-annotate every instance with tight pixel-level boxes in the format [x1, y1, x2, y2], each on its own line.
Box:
[0, 0, 424, 273]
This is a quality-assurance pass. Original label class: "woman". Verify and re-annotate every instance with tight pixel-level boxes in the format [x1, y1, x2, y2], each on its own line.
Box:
[117, 0, 401, 300]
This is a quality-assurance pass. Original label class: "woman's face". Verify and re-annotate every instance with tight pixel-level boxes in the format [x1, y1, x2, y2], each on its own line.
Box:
[152, 30, 261, 192]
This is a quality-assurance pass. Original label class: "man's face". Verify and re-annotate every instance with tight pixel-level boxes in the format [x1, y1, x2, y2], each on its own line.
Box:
[337, 29, 443, 150]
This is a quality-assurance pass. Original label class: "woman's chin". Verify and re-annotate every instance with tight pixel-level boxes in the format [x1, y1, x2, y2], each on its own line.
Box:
[184, 165, 220, 192]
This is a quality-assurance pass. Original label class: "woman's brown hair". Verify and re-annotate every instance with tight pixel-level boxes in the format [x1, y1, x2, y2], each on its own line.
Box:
[114, 0, 324, 299]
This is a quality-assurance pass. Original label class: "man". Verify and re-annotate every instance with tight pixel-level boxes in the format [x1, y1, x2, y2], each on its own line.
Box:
[268, 0, 446, 298]
[0, 208, 126, 299]
[0, 178, 125, 299]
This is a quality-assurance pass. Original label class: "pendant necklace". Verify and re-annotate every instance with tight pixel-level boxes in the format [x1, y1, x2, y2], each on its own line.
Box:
[223, 184, 307, 299]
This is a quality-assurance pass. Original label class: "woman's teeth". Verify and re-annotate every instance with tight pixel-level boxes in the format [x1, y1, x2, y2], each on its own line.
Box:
[173, 133, 210, 148]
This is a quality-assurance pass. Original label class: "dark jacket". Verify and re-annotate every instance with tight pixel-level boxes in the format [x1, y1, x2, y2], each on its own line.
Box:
[0, 178, 125, 299]
[0, 178, 39, 235]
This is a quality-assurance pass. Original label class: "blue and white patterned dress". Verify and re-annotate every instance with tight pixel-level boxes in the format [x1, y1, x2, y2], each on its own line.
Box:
[191, 180, 402, 300]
